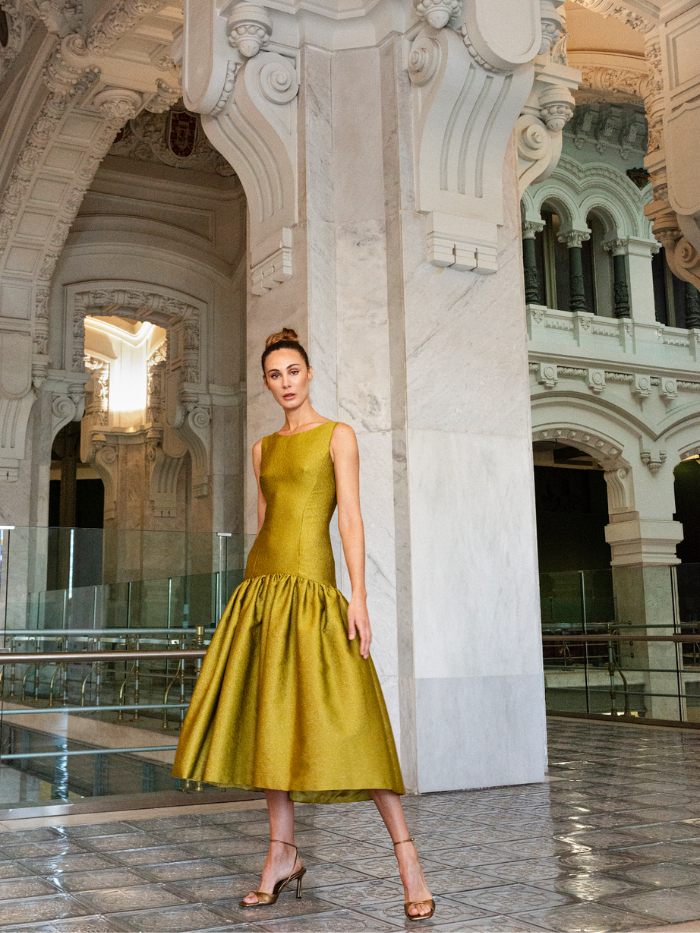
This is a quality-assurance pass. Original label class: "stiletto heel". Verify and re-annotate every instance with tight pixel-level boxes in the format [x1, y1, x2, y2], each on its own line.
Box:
[393, 838, 435, 922]
[240, 839, 306, 908]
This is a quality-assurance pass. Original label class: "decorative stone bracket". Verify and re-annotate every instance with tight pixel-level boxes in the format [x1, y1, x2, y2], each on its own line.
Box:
[517, 55, 579, 196]
[408, 0, 564, 274]
[640, 446, 667, 474]
[180, 0, 298, 294]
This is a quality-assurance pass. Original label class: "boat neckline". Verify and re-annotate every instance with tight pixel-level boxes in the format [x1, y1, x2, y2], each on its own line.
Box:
[275, 421, 336, 438]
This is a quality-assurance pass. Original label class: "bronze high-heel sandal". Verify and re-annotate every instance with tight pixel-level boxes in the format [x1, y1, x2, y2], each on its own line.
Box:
[394, 838, 436, 922]
[239, 839, 306, 907]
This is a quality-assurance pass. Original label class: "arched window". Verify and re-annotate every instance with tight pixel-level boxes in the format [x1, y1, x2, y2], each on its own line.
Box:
[653, 248, 700, 329]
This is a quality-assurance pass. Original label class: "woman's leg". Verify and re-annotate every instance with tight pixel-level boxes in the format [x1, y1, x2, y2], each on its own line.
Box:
[242, 789, 300, 904]
[371, 789, 433, 918]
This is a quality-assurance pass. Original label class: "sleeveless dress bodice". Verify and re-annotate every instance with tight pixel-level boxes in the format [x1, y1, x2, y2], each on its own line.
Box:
[173, 418, 404, 804]
[245, 422, 338, 587]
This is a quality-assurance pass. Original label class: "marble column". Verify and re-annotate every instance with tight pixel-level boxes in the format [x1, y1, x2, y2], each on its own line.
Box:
[686, 282, 700, 329]
[522, 221, 544, 305]
[191, 1, 550, 792]
[623, 238, 659, 325]
[604, 462, 684, 721]
[604, 239, 631, 319]
[560, 230, 589, 314]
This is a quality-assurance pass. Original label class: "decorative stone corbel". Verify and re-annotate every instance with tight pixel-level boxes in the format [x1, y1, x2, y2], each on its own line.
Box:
[632, 373, 652, 398]
[640, 447, 667, 474]
[226, 2, 272, 58]
[537, 362, 558, 388]
[516, 12, 579, 197]
[166, 391, 212, 499]
[414, 0, 461, 29]
[586, 368, 606, 394]
[659, 377, 678, 401]
[603, 466, 632, 514]
[145, 79, 181, 114]
[409, 4, 542, 274]
[148, 439, 186, 517]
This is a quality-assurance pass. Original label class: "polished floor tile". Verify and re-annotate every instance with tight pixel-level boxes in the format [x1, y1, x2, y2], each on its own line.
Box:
[3, 720, 700, 931]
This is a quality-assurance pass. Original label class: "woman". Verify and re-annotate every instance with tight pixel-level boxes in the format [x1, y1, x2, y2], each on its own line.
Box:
[173, 328, 434, 921]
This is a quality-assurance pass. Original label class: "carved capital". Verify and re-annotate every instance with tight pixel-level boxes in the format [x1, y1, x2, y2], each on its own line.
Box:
[559, 229, 590, 248]
[523, 219, 545, 239]
[226, 2, 272, 58]
[603, 237, 627, 257]
[93, 87, 143, 126]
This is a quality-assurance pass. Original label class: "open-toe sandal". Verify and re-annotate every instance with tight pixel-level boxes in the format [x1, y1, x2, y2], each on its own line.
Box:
[239, 839, 306, 907]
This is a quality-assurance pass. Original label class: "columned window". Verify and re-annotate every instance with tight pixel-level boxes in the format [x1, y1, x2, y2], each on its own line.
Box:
[653, 247, 700, 329]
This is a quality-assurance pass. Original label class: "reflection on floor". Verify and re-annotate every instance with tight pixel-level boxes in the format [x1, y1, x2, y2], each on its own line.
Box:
[1, 718, 700, 931]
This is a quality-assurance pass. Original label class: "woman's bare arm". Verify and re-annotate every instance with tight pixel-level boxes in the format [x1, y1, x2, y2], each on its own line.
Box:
[252, 439, 267, 534]
[331, 423, 371, 659]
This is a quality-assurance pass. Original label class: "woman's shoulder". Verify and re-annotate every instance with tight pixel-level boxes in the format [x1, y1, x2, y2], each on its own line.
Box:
[329, 421, 357, 448]
[331, 421, 355, 438]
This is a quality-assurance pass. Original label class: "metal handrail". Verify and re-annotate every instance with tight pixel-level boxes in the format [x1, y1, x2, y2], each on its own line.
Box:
[0, 745, 178, 761]
[0, 703, 188, 715]
[542, 634, 700, 643]
[0, 649, 206, 663]
[2, 628, 213, 636]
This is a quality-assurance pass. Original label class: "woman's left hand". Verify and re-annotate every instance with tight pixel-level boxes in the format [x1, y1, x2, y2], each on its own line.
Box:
[348, 596, 372, 659]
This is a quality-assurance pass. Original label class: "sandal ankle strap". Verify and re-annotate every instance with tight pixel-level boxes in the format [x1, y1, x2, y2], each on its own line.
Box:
[270, 839, 297, 851]
[393, 837, 415, 847]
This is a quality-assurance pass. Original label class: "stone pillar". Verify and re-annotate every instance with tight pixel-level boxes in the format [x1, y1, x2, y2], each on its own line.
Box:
[604, 461, 684, 721]
[559, 229, 590, 313]
[603, 239, 630, 319]
[621, 237, 659, 325]
[523, 220, 544, 305]
[185, 0, 557, 791]
[686, 282, 700, 329]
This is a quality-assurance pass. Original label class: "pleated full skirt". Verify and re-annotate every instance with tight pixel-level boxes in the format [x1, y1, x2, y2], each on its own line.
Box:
[172, 573, 405, 804]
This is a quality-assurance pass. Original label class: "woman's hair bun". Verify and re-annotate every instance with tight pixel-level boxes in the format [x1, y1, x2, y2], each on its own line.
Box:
[265, 327, 298, 348]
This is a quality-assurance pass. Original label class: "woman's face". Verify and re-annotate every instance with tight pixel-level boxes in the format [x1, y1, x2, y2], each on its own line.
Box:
[263, 349, 312, 411]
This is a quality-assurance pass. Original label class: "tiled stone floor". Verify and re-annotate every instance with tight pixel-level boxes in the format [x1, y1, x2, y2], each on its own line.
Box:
[2, 718, 700, 932]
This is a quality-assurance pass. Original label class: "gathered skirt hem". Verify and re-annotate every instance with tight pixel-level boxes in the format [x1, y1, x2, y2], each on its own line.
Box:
[172, 571, 405, 804]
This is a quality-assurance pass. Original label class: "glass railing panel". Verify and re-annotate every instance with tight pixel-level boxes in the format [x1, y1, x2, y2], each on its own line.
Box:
[541, 566, 697, 724]
[0, 527, 262, 813]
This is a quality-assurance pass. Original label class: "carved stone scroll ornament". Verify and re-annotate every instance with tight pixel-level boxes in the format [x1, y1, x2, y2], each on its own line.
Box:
[516, 51, 579, 195]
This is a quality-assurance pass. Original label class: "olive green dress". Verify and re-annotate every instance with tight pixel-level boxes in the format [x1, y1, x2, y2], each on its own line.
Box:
[172, 421, 405, 803]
